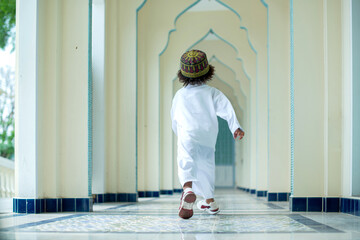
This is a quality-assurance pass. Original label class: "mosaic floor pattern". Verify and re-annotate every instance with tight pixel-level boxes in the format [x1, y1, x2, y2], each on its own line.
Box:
[15, 214, 319, 233]
[1, 189, 360, 240]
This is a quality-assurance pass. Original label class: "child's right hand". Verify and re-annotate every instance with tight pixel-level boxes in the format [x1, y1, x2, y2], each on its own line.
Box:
[234, 128, 245, 140]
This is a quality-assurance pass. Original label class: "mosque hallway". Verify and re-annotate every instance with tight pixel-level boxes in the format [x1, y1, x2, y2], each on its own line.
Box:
[2, 0, 360, 239]
[1, 189, 360, 239]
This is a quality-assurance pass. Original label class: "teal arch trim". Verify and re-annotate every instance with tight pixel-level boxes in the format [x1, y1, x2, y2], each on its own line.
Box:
[159, 0, 201, 56]
[88, 0, 93, 197]
[136, 0, 148, 195]
[159, 0, 257, 56]
[290, 0, 294, 196]
[171, 54, 247, 111]
[260, 0, 270, 193]
[169, 29, 250, 97]
[186, 29, 251, 84]
[168, 28, 253, 189]
[183, 28, 256, 192]
[215, 0, 257, 54]
[213, 1, 259, 167]
[209, 55, 248, 98]
[137, 0, 147, 12]
[160, 0, 258, 191]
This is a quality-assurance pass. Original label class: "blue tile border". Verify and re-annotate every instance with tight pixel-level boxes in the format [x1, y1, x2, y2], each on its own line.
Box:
[290, 196, 359, 216]
[323, 197, 340, 212]
[266, 192, 291, 202]
[104, 193, 116, 202]
[93, 193, 137, 203]
[268, 193, 277, 201]
[341, 197, 360, 217]
[45, 199, 57, 213]
[290, 197, 307, 212]
[138, 191, 160, 198]
[237, 186, 273, 198]
[160, 190, 174, 195]
[173, 189, 182, 193]
[355, 199, 360, 216]
[13, 198, 92, 214]
[62, 198, 76, 212]
[237, 188, 292, 202]
[307, 197, 322, 212]
[256, 190, 268, 197]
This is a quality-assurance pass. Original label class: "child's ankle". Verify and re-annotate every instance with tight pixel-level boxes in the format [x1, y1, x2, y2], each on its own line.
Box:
[206, 198, 215, 204]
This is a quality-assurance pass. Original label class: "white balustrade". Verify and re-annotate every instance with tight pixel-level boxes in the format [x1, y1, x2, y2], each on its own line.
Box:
[0, 156, 15, 198]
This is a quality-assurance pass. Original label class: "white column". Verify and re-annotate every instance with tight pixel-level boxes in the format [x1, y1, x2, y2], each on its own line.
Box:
[341, 0, 352, 197]
[15, 0, 39, 199]
[92, 0, 106, 195]
[267, 0, 291, 196]
[16, 0, 91, 204]
[104, 0, 140, 196]
[292, 0, 325, 198]
[324, 0, 342, 197]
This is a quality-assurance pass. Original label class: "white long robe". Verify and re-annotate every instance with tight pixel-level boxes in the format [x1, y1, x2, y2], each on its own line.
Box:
[171, 84, 242, 199]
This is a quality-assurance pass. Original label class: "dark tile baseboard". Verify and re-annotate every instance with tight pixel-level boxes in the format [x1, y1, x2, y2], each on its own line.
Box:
[236, 186, 255, 194]
[290, 196, 360, 216]
[173, 189, 182, 193]
[341, 198, 360, 216]
[268, 192, 291, 202]
[256, 190, 268, 197]
[13, 197, 93, 214]
[138, 191, 160, 198]
[93, 193, 137, 203]
[160, 190, 173, 195]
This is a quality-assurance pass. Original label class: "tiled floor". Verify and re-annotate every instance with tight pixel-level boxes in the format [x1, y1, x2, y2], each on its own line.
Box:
[1, 189, 360, 239]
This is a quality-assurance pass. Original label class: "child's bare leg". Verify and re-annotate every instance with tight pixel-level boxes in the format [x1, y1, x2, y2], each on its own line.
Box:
[206, 198, 214, 204]
[183, 181, 192, 190]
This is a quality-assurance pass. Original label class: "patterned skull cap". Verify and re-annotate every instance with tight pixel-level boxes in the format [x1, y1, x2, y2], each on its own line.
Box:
[180, 49, 210, 79]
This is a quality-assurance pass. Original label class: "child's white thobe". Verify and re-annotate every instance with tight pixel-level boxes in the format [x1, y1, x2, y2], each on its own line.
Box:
[171, 84, 242, 199]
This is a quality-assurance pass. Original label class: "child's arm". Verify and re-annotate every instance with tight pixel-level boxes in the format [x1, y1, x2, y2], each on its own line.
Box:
[213, 89, 244, 140]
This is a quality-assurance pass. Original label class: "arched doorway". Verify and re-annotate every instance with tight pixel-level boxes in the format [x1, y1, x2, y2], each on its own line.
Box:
[215, 117, 235, 187]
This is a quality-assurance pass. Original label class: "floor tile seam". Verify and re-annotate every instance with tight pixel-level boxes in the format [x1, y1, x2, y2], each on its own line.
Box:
[3, 212, 304, 217]
[288, 214, 343, 233]
[97, 212, 293, 214]
[0, 214, 82, 232]
[0, 214, 26, 219]
[3, 230, 327, 234]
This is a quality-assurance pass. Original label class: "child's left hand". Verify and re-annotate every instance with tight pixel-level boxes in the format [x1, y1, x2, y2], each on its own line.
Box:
[234, 128, 245, 140]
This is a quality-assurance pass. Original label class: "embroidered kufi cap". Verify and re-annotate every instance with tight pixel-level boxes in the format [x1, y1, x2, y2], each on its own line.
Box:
[180, 50, 210, 79]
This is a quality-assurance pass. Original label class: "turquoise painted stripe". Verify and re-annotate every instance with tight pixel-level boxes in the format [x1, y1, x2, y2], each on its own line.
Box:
[88, 0, 93, 197]
[159, 0, 202, 56]
[160, 0, 257, 56]
[215, 0, 257, 54]
[290, 0, 294, 196]
[260, 0, 270, 191]
[186, 29, 251, 84]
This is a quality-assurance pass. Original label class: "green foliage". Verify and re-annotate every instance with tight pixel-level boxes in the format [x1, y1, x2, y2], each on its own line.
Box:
[0, 67, 14, 160]
[0, 0, 16, 50]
